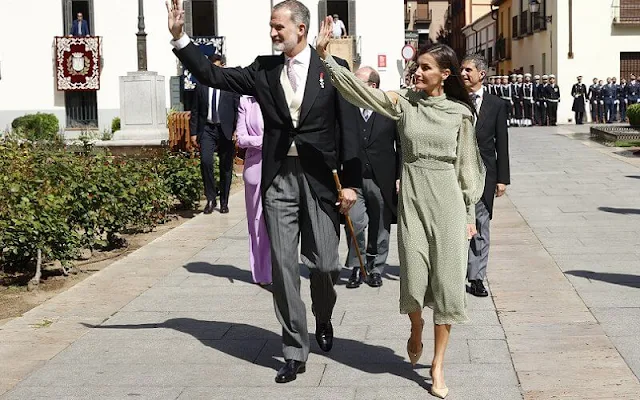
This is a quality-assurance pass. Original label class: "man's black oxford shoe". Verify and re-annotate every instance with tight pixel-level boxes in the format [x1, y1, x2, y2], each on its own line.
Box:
[315, 320, 334, 352]
[346, 267, 362, 289]
[275, 359, 306, 383]
[203, 201, 215, 214]
[220, 205, 229, 214]
[365, 272, 383, 288]
[467, 280, 489, 297]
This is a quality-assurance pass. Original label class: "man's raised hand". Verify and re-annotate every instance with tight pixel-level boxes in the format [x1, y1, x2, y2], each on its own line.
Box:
[166, 0, 185, 40]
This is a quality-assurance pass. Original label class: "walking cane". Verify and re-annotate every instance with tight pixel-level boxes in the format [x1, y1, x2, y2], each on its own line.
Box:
[332, 170, 367, 280]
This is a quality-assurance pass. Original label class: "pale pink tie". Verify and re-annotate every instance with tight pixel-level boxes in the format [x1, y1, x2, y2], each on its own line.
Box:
[287, 58, 298, 93]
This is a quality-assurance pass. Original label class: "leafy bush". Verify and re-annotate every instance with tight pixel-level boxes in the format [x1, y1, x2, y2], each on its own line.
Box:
[0, 142, 204, 274]
[628, 104, 640, 126]
[11, 113, 60, 141]
[111, 117, 121, 133]
[157, 152, 204, 210]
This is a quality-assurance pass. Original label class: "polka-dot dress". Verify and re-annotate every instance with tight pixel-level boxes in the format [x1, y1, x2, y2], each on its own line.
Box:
[324, 56, 486, 325]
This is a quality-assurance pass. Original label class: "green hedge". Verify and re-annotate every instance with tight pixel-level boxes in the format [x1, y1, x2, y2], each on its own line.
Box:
[628, 104, 640, 126]
[11, 113, 60, 141]
[0, 142, 204, 273]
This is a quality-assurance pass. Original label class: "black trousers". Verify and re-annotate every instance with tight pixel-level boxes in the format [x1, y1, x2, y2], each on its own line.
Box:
[199, 124, 234, 205]
[547, 102, 558, 126]
[536, 102, 546, 125]
[575, 111, 584, 124]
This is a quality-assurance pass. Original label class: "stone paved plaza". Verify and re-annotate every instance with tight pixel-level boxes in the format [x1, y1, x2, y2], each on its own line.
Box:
[1, 125, 640, 399]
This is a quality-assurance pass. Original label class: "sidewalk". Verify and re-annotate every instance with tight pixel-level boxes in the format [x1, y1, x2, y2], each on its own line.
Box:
[1, 125, 640, 399]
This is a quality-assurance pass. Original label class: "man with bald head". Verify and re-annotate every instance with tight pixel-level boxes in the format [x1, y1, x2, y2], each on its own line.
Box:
[341, 66, 400, 290]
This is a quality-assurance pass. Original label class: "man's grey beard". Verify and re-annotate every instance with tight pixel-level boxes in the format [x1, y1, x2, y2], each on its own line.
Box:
[272, 42, 285, 52]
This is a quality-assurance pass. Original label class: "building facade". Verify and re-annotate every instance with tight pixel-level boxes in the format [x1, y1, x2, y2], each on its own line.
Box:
[493, 0, 513, 75]
[450, 0, 493, 60]
[507, 0, 640, 123]
[0, 0, 404, 133]
[404, 0, 451, 49]
[462, 10, 498, 76]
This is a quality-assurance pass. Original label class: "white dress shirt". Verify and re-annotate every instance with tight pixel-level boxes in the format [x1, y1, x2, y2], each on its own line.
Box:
[472, 87, 484, 114]
[284, 45, 311, 103]
[360, 108, 372, 121]
[207, 87, 221, 123]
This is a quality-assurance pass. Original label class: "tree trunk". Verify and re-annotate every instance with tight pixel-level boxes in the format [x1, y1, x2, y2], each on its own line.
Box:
[28, 249, 42, 290]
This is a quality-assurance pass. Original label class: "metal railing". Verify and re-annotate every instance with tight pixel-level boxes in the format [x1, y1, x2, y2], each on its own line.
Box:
[612, 0, 640, 24]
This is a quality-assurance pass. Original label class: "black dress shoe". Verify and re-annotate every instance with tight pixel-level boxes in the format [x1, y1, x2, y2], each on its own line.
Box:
[315, 320, 333, 352]
[275, 359, 306, 383]
[203, 201, 215, 214]
[365, 272, 383, 288]
[346, 267, 362, 289]
[220, 205, 229, 214]
[468, 280, 489, 297]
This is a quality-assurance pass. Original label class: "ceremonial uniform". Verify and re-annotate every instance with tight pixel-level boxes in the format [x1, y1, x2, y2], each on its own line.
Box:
[522, 74, 534, 127]
[588, 81, 602, 124]
[602, 82, 617, 123]
[571, 81, 587, 125]
[619, 82, 628, 122]
[628, 78, 640, 105]
[544, 76, 560, 126]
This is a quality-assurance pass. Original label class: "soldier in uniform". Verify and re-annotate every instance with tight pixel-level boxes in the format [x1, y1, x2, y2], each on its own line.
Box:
[522, 73, 535, 127]
[612, 77, 621, 122]
[571, 76, 587, 125]
[510, 74, 520, 126]
[539, 75, 550, 126]
[544, 74, 560, 126]
[533, 75, 542, 125]
[588, 78, 600, 124]
[602, 77, 617, 123]
[628, 74, 640, 105]
[514, 74, 525, 127]
[619, 78, 629, 123]
[500, 76, 513, 126]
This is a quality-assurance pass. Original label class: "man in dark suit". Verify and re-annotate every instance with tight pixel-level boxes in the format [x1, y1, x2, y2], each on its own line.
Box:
[461, 55, 511, 298]
[167, 0, 360, 384]
[69, 13, 90, 36]
[189, 54, 239, 214]
[341, 66, 400, 289]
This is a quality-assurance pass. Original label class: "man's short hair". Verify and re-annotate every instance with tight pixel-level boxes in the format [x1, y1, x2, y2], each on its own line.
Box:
[208, 53, 225, 65]
[273, 0, 311, 37]
[462, 54, 488, 73]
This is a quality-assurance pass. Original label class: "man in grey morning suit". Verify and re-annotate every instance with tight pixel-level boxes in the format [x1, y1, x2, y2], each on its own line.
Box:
[167, 0, 360, 384]
[461, 54, 511, 297]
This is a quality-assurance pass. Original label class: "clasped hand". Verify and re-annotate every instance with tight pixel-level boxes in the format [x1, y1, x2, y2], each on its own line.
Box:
[336, 188, 357, 215]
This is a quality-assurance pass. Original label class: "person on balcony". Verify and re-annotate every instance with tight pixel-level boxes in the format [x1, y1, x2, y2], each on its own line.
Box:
[69, 13, 90, 37]
[331, 14, 347, 38]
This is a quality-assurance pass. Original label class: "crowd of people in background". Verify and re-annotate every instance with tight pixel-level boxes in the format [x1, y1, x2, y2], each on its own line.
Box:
[483, 72, 640, 126]
[485, 73, 560, 127]
[585, 74, 640, 124]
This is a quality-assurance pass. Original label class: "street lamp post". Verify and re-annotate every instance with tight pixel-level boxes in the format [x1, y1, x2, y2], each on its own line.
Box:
[137, 0, 148, 71]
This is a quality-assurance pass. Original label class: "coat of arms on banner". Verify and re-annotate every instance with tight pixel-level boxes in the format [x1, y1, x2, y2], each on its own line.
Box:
[182, 36, 225, 90]
[55, 36, 101, 91]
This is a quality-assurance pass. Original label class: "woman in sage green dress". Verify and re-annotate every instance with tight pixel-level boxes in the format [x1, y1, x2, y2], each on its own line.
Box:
[317, 18, 485, 399]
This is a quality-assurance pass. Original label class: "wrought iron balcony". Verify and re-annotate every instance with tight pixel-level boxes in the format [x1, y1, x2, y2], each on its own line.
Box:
[612, 0, 640, 24]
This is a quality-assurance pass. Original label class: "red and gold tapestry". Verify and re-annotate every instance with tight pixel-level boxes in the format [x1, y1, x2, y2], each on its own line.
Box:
[55, 36, 101, 91]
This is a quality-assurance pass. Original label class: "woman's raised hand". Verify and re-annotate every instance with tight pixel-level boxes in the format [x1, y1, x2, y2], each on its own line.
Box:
[316, 16, 334, 60]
